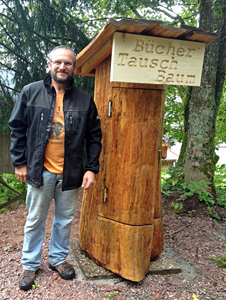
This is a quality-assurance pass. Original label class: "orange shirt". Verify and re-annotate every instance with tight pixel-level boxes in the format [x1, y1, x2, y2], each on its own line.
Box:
[44, 94, 65, 174]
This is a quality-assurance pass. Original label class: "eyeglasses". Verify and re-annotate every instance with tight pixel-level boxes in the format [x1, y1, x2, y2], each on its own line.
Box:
[50, 60, 74, 67]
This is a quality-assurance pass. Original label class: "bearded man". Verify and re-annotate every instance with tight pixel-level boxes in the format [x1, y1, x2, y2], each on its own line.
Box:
[8, 45, 102, 291]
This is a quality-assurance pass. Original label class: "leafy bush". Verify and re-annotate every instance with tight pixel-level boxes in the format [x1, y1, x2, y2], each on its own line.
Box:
[161, 165, 224, 207]
[214, 164, 226, 208]
[161, 166, 185, 192]
[210, 252, 226, 268]
[1, 173, 27, 194]
[180, 180, 215, 206]
[0, 173, 27, 212]
[169, 201, 183, 214]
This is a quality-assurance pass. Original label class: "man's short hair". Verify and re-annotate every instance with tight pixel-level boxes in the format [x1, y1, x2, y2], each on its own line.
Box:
[47, 45, 76, 63]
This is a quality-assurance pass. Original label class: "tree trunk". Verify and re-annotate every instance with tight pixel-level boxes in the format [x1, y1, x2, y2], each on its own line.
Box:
[183, 0, 226, 187]
[177, 87, 191, 167]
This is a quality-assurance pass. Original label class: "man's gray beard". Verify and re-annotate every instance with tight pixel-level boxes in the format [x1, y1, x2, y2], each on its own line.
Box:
[51, 72, 73, 84]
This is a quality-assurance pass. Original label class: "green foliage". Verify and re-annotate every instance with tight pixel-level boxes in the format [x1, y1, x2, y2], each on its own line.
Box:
[105, 293, 117, 299]
[161, 166, 185, 191]
[210, 252, 226, 268]
[169, 201, 183, 214]
[1, 173, 26, 194]
[163, 86, 184, 145]
[161, 166, 170, 183]
[180, 180, 215, 206]
[207, 206, 221, 220]
[161, 166, 221, 207]
[0, 173, 27, 212]
[214, 164, 226, 208]
[216, 89, 226, 144]
[162, 165, 226, 210]
[32, 280, 39, 290]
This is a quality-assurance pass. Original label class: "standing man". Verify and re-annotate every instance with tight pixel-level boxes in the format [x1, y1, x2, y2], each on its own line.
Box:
[8, 45, 102, 291]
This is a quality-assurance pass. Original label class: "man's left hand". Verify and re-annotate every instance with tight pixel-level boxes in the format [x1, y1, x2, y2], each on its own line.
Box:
[82, 171, 96, 190]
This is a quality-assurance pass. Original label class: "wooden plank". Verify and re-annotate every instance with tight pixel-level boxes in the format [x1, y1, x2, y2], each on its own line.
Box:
[150, 88, 165, 260]
[110, 32, 205, 86]
[154, 90, 165, 221]
[146, 24, 187, 39]
[78, 40, 112, 75]
[76, 23, 116, 69]
[76, 22, 156, 71]
[186, 31, 219, 43]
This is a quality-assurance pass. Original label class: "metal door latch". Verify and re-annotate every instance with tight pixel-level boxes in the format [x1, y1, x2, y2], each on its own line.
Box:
[108, 100, 112, 117]
[103, 187, 108, 203]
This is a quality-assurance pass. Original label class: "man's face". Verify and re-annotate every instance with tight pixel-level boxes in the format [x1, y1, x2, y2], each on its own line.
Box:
[48, 48, 76, 85]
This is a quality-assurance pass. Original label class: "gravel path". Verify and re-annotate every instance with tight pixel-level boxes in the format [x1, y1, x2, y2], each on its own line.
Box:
[1, 192, 226, 299]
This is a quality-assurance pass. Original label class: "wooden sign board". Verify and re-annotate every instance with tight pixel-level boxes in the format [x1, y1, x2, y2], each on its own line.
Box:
[110, 32, 205, 86]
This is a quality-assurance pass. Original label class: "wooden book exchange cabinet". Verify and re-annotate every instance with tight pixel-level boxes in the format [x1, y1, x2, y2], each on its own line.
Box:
[76, 19, 218, 282]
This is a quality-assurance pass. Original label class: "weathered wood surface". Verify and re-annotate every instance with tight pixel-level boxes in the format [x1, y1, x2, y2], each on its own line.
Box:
[79, 56, 166, 281]
[89, 216, 153, 282]
[76, 19, 218, 77]
[0, 131, 14, 174]
[110, 32, 205, 86]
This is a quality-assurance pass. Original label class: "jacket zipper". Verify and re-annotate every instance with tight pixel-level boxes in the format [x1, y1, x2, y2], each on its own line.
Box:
[39, 112, 44, 138]
[69, 114, 73, 139]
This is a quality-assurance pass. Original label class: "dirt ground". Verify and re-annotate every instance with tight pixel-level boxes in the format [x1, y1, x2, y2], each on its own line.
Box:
[0, 190, 226, 300]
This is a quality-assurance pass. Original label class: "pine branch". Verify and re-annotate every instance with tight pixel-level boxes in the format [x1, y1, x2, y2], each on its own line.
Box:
[0, 62, 30, 80]
[39, 0, 83, 24]
[0, 22, 18, 49]
[0, 82, 19, 93]
[0, 41, 31, 65]
[0, 12, 14, 22]
[0, 99, 14, 108]
[0, 81, 14, 104]
[0, 11, 54, 46]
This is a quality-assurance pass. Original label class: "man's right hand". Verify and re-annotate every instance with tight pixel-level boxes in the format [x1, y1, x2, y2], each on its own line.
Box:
[15, 165, 27, 183]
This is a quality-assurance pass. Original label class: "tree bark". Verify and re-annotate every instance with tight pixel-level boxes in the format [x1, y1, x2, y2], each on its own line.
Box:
[177, 87, 191, 167]
[183, 0, 226, 187]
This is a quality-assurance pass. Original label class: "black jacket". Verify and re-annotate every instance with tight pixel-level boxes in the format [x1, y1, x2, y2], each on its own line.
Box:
[8, 74, 102, 191]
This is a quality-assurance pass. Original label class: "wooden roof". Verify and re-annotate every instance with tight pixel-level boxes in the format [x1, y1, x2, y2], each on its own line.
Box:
[76, 18, 219, 77]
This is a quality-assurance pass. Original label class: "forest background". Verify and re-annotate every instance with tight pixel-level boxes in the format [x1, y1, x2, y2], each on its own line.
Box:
[0, 0, 226, 211]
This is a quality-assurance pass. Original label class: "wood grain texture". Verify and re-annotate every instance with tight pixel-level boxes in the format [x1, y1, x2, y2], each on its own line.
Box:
[85, 216, 153, 282]
[150, 218, 164, 260]
[76, 19, 218, 76]
[79, 56, 165, 281]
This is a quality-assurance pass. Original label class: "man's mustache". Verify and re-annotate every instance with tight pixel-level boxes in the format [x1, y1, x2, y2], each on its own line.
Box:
[56, 71, 69, 75]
